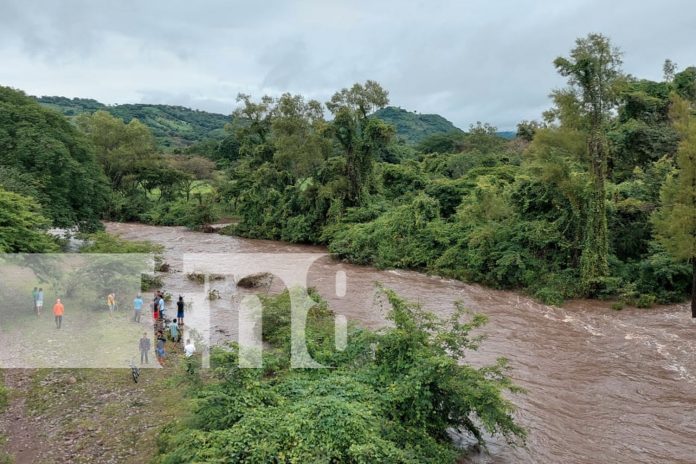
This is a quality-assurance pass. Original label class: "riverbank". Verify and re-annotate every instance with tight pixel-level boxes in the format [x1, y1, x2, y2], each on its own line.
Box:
[105, 221, 696, 463]
[2, 222, 694, 463]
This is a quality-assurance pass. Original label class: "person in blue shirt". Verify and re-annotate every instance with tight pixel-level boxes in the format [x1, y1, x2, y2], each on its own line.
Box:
[36, 287, 44, 316]
[155, 330, 166, 365]
[133, 294, 144, 323]
[168, 318, 180, 342]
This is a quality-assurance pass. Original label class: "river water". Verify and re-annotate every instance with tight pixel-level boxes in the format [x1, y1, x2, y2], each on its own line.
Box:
[106, 222, 696, 464]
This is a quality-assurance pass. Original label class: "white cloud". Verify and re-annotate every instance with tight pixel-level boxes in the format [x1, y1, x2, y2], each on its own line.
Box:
[1, 0, 694, 130]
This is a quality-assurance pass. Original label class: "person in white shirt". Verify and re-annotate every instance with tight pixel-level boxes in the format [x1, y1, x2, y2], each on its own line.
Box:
[184, 339, 196, 357]
[36, 288, 44, 315]
[184, 338, 196, 374]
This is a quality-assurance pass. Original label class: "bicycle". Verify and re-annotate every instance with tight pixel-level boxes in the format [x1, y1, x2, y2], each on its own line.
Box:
[127, 359, 140, 383]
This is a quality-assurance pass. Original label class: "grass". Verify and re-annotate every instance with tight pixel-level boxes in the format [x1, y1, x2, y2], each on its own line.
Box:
[21, 362, 190, 463]
[145, 180, 214, 201]
[0, 260, 190, 460]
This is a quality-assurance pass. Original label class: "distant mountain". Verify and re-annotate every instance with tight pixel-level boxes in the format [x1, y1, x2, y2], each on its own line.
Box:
[496, 131, 516, 140]
[371, 106, 463, 144]
[35, 96, 230, 149]
[34, 96, 515, 151]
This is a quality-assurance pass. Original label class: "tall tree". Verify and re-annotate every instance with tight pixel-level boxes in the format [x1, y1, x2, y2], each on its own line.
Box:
[652, 95, 696, 317]
[553, 34, 624, 291]
[271, 93, 330, 180]
[169, 155, 216, 201]
[232, 94, 275, 165]
[326, 81, 393, 206]
[76, 110, 159, 191]
[0, 86, 109, 231]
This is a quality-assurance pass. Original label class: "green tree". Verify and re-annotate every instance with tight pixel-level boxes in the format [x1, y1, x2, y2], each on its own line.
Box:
[553, 33, 624, 291]
[0, 86, 109, 230]
[327, 81, 393, 206]
[516, 120, 543, 142]
[155, 288, 524, 463]
[77, 110, 160, 190]
[652, 95, 696, 317]
[231, 93, 275, 165]
[0, 188, 59, 252]
[674, 66, 696, 102]
[169, 155, 216, 201]
[271, 93, 331, 180]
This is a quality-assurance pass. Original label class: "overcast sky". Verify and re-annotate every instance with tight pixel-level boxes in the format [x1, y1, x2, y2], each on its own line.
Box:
[1, 0, 694, 130]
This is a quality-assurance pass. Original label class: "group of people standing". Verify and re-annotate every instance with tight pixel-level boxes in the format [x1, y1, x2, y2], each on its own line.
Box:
[30, 286, 196, 367]
[149, 291, 186, 326]
[138, 290, 194, 366]
[32, 287, 64, 329]
[138, 331, 196, 367]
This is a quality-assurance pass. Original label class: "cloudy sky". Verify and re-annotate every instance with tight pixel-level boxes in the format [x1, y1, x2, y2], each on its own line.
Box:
[1, 0, 694, 130]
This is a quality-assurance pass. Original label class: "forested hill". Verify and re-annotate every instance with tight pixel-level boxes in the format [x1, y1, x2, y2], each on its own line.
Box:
[36, 96, 472, 148]
[371, 106, 463, 144]
[35, 96, 230, 149]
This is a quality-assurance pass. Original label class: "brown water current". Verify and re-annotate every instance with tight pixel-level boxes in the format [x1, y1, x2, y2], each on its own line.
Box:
[106, 222, 696, 464]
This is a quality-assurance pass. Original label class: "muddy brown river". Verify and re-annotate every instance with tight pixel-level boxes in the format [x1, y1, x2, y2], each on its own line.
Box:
[106, 222, 696, 464]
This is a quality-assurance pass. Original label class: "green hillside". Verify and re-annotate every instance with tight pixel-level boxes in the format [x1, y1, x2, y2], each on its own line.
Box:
[35, 96, 230, 149]
[371, 106, 463, 144]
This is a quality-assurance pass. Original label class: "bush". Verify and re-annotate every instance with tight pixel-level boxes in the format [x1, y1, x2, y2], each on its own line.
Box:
[533, 287, 565, 306]
[611, 302, 625, 311]
[637, 294, 657, 308]
[140, 199, 220, 229]
[81, 231, 163, 254]
[329, 194, 446, 269]
[141, 274, 163, 291]
[155, 288, 525, 463]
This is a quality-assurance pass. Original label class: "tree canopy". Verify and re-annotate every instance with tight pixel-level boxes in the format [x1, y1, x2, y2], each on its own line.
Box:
[0, 86, 109, 231]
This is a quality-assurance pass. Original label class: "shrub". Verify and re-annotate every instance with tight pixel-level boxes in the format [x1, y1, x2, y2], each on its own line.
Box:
[141, 274, 163, 291]
[140, 199, 220, 229]
[80, 231, 163, 254]
[636, 294, 657, 308]
[155, 288, 525, 463]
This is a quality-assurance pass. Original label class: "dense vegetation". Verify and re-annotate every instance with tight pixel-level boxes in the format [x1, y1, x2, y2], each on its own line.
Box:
[218, 36, 695, 310]
[1, 88, 226, 247]
[156, 288, 524, 462]
[2, 31, 695, 464]
[73, 109, 223, 228]
[0, 87, 109, 234]
[2, 33, 694, 310]
[35, 96, 230, 149]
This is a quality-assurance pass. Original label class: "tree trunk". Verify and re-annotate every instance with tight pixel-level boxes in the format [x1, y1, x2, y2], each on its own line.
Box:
[580, 129, 609, 292]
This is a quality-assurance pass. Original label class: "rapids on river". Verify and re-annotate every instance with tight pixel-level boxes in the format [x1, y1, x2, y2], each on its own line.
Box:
[106, 222, 696, 464]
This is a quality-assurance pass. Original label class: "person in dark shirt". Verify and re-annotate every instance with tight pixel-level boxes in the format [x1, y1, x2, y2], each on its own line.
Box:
[176, 296, 185, 327]
[155, 330, 167, 366]
[139, 332, 151, 364]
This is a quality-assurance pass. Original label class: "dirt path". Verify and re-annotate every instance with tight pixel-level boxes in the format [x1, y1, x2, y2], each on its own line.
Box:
[0, 369, 44, 463]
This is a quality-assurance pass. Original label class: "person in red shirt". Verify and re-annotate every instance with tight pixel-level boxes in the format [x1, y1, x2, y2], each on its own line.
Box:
[53, 299, 64, 329]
